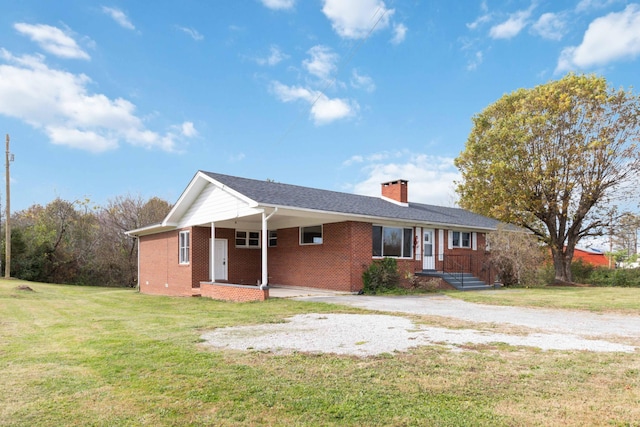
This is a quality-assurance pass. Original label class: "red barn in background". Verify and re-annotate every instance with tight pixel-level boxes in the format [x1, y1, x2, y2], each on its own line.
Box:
[573, 247, 610, 268]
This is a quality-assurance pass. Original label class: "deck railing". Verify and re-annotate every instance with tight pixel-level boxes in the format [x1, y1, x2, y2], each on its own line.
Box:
[440, 253, 495, 287]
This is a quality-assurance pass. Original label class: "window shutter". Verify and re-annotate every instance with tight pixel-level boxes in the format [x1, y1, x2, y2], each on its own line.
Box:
[472, 232, 477, 251]
[438, 229, 444, 261]
[447, 230, 453, 250]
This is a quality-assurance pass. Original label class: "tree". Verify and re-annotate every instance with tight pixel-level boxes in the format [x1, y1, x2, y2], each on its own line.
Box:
[612, 212, 640, 259]
[455, 74, 640, 283]
[486, 226, 547, 287]
[7, 195, 171, 286]
[96, 195, 171, 287]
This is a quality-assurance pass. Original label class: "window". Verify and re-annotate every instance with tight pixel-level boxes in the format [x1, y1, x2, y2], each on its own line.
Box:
[372, 226, 413, 258]
[179, 231, 190, 264]
[300, 225, 323, 244]
[235, 230, 260, 248]
[268, 230, 277, 247]
[451, 231, 471, 248]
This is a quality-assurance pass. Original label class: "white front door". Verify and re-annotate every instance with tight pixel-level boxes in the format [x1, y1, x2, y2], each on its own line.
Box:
[422, 229, 435, 270]
[211, 238, 228, 281]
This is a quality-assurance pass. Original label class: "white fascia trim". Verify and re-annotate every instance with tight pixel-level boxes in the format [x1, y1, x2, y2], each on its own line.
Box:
[258, 203, 498, 232]
[125, 223, 177, 237]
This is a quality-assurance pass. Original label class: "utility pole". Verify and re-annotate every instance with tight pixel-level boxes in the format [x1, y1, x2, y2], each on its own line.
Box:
[5, 134, 11, 278]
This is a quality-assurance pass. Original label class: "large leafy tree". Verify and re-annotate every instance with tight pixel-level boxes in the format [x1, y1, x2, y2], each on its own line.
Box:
[455, 74, 640, 283]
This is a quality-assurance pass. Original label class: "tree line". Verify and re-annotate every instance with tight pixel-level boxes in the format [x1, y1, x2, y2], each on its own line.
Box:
[2, 195, 171, 287]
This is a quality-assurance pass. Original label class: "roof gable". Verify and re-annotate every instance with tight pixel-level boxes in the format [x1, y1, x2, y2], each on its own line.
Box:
[163, 171, 258, 227]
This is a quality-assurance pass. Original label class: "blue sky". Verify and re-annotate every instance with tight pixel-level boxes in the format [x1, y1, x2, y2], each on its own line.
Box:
[1, 0, 640, 212]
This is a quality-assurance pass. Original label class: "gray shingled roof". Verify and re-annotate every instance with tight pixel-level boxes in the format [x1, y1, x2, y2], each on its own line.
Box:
[202, 171, 501, 230]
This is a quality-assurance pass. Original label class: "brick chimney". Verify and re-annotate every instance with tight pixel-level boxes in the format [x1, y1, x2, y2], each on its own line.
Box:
[381, 180, 408, 205]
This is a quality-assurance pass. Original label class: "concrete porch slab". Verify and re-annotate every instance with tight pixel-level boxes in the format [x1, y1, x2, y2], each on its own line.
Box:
[268, 285, 352, 299]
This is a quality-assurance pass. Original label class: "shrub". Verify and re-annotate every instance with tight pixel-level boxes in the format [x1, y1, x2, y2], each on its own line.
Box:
[587, 268, 640, 287]
[403, 271, 442, 292]
[487, 226, 546, 287]
[362, 258, 400, 294]
[571, 258, 596, 284]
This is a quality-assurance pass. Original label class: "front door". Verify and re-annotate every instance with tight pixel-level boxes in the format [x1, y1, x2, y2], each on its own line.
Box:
[422, 229, 435, 270]
[211, 238, 228, 281]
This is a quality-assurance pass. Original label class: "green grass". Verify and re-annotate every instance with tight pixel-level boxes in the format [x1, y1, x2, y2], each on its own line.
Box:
[1, 279, 639, 426]
[445, 287, 640, 314]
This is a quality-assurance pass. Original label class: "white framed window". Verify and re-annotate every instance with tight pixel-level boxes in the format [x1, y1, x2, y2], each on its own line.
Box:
[300, 225, 323, 245]
[450, 231, 471, 248]
[372, 225, 413, 258]
[268, 230, 278, 247]
[179, 230, 190, 264]
[235, 230, 261, 248]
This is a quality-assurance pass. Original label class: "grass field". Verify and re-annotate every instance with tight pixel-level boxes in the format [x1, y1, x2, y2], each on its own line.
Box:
[1, 279, 639, 426]
[446, 286, 640, 314]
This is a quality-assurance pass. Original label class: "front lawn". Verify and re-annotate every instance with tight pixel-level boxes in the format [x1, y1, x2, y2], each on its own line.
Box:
[1, 279, 638, 426]
[446, 286, 640, 314]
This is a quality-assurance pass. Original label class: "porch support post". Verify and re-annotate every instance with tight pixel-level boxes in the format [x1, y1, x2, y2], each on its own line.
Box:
[260, 208, 278, 287]
[210, 222, 215, 281]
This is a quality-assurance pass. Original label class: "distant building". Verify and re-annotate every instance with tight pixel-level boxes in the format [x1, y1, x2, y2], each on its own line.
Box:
[573, 247, 610, 268]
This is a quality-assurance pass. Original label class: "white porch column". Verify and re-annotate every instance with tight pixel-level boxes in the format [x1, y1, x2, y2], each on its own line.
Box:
[260, 208, 278, 287]
[210, 222, 215, 281]
[261, 213, 267, 286]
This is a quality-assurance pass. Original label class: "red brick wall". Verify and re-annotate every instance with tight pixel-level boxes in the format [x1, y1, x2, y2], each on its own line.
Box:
[192, 226, 211, 288]
[268, 221, 371, 292]
[138, 229, 194, 297]
[348, 222, 375, 292]
[200, 282, 268, 302]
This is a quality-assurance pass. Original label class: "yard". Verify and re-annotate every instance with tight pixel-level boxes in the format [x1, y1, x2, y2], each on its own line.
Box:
[1, 279, 639, 426]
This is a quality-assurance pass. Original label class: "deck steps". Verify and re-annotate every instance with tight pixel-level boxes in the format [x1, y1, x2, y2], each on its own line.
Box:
[417, 270, 493, 291]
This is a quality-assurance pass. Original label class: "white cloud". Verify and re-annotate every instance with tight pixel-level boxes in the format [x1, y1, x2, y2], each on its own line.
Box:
[467, 51, 483, 71]
[256, 45, 289, 66]
[342, 154, 364, 166]
[345, 151, 461, 206]
[575, 0, 620, 13]
[467, 0, 492, 30]
[391, 23, 407, 44]
[489, 7, 534, 39]
[303, 45, 339, 80]
[350, 69, 375, 92]
[229, 152, 246, 162]
[0, 49, 194, 153]
[14, 23, 89, 60]
[177, 26, 204, 41]
[467, 14, 492, 30]
[270, 81, 358, 125]
[101, 6, 135, 30]
[322, 0, 394, 39]
[531, 12, 566, 41]
[556, 4, 640, 72]
[260, 0, 295, 10]
[180, 121, 198, 137]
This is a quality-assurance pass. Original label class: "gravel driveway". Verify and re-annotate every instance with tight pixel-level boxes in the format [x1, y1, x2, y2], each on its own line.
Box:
[200, 294, 640, 356]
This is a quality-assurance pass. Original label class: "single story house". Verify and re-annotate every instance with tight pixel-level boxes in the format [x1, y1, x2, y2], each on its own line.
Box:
[126, 171, 502, 300]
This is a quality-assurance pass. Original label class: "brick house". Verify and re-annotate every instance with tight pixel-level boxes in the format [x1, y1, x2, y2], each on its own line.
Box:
[126, 171, 502, 299]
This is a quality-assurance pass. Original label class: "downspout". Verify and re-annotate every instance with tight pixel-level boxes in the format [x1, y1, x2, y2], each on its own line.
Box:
[260, 208, 278, 289]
